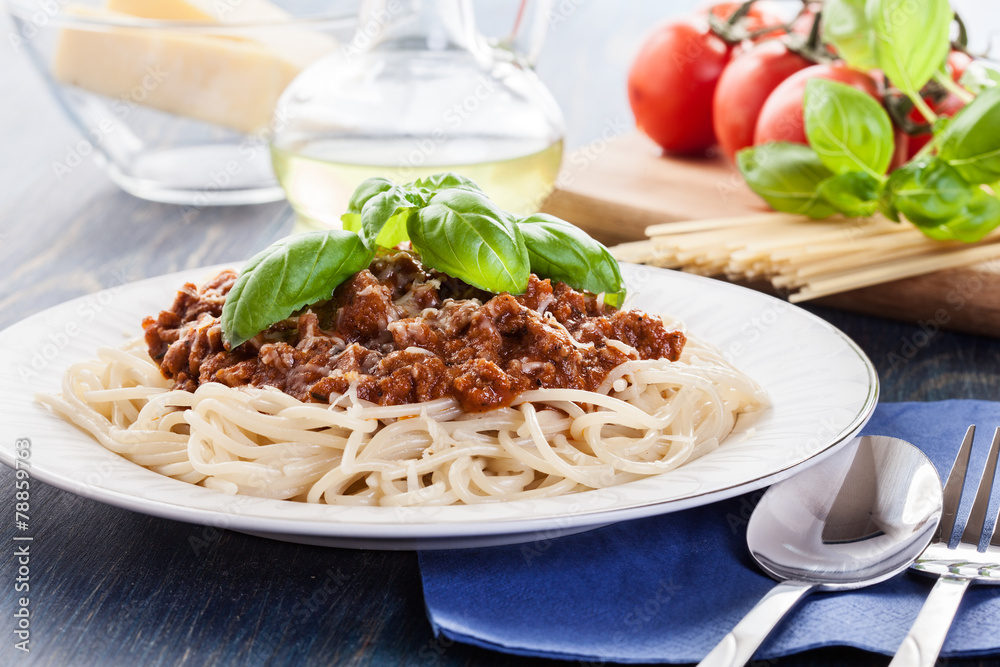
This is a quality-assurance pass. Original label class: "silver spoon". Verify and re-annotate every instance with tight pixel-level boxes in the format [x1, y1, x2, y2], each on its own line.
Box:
[699, 435, 943, 667]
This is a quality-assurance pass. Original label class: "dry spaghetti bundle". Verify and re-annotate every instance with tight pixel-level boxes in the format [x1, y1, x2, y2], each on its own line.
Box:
[613, 213, 1000, 301]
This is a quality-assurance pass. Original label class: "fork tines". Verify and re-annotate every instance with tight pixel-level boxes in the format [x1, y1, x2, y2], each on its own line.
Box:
[940, 425, 1000, 551]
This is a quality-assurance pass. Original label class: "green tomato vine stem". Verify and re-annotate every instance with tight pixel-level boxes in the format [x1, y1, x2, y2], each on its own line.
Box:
[909, 93, 939, 126]
[933, 70, 975, 104]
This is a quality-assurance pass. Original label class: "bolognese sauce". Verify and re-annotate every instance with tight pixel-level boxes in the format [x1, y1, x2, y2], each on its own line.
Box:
[143, 251, 686, 412]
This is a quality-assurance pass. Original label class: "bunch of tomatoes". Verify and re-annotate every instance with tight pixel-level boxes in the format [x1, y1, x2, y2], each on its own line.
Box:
[627, 0, 969, 164]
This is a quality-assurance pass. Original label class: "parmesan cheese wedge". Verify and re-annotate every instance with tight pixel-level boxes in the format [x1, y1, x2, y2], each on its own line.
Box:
[52, 2, 337, 133]
[105, 0, 336, 69]
[107, 0, 283, 22]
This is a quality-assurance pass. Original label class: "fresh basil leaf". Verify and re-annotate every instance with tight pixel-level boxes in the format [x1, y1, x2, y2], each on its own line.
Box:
[938, 86, 1000, 184]
[737, 143, 838, 218]
[914, 189, 1000, 242]
[878, 196, 901, 222]
[344, 177, 394, 216]
[341, 177, 393, 230]
[341, 213, 361, 232]
[409, 188, 530, 294]
[412, 172, 483, 194]
[804, 79, 893, 178]
[882, 157, 972, 225]
[823, 0, 879, 70]
[959, 62, 1000, 96]
[867, 0, 953, 97]
[817, 172, 883, 217]
[221, 230, 375, 348]
[517, 213, 626, 306]
[358, 186, 425, 250]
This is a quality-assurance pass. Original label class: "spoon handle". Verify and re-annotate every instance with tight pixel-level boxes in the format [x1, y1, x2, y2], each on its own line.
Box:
[888, 574, 972, 667]
[698, 580, 813, 667]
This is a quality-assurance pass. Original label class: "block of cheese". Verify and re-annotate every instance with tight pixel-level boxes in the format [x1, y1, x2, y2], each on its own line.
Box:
[105, 0, 337, 69]
[108, 0, 290, 22]
[52, 6, 308, 134]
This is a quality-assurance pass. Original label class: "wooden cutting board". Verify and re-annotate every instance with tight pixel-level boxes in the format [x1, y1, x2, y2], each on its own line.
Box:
[540, 132, 1000, 338]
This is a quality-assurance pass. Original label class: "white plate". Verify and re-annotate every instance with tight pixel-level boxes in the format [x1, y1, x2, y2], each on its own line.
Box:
[0, 264, 878, 550]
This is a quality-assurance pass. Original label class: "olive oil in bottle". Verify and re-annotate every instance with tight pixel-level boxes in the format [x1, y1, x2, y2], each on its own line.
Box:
[272, 137, 562, 226]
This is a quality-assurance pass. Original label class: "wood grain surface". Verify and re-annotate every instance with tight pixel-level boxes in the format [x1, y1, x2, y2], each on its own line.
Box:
[0, 3, 998, 666]
[541, 133, 1000, 338]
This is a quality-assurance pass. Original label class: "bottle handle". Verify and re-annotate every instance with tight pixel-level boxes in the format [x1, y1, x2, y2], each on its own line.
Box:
[503, 0, 555, 66]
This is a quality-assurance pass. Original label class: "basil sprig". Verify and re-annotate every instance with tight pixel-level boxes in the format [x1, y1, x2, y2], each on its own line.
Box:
[738, 0, 1000, 244]
[221, 173, 627, 347]
[739, 76, 1000, 243]
[346, 172, 624, 299]
[221, 230, 374, 348]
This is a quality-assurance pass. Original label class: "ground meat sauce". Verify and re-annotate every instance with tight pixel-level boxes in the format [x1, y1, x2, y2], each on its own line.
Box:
[143, 251, 686, 412]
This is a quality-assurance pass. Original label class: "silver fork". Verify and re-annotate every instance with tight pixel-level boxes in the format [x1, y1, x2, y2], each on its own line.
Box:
[889, 425, 1000, 667]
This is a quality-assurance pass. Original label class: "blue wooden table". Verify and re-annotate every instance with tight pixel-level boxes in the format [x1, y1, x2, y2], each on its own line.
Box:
[2, 1, 999, 665]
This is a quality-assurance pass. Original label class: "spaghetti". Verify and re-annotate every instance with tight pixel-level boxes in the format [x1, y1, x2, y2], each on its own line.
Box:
[39, 334, 766, 506]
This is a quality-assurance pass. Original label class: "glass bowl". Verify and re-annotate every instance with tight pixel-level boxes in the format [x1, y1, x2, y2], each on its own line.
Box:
[7, 0, 356, 206]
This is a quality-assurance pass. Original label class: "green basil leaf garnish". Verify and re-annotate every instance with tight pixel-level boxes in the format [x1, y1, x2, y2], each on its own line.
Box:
[817, 171, 883, 218]
[737, 143, 838, 218]
[518, 213, 626, 306]
[882, 158, 972, 226]
[822, 0, 879, 70]
[340, 177, 393, 230]
[412, 172, 483, 194]
[222, 174, 634, 346]
[344, 177, 394, 214]
[341, 213, 361, 233]
[358, 186, 425, 250]
[409, 188, 530, 294]
[805, 79, 894, 178]
[867, 0, 952, 97]
[221, 230, 375, 348]
[341, 177, 392, 236]
[938, 86, 1000, 185]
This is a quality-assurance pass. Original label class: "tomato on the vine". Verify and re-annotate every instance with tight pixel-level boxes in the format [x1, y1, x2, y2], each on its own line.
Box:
[713, 40, 813, 162]
[628, 17, 732, 154]
[753, 64, 881, 147]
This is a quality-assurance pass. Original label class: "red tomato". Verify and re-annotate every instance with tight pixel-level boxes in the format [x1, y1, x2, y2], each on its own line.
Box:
[628, 17, 732, 154]
[753, 64, 881, 147]
[713, 40, 812, 162]
[902, 51, 972, 160]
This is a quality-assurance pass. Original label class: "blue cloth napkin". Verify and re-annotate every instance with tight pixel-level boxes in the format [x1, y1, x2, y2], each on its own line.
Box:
[419, 400, 1000, 663]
